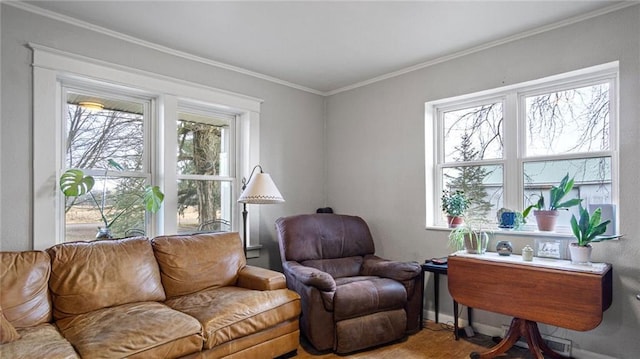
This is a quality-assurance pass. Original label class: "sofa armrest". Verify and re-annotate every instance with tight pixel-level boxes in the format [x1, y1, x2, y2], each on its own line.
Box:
[283, 261, 336, 292]
[237, 265, 286, 291]
[361, 255, 421, 281]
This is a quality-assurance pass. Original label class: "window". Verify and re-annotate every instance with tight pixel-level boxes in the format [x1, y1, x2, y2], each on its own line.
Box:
[426, 63, 618, 232]
[32, 44, 263, 251]
[176, 108, 234, 234]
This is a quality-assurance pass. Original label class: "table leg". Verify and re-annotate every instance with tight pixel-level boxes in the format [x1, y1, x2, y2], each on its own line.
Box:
[453, 300, 459, 340]
[434, 272, 440, 323]
[469, 317, 572, 359]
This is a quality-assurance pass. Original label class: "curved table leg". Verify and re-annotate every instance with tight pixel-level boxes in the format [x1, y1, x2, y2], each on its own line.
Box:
[470, 318, 572, 359]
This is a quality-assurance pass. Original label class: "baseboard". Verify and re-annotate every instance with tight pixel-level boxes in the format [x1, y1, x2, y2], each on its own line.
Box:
[421, 310, 618, 359]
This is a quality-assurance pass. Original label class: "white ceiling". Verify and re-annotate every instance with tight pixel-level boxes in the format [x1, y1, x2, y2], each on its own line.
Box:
[20, 1, 632, 95]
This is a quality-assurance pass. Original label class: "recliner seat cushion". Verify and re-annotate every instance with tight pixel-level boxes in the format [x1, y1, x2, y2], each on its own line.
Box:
[165, 286, 300, 350]
[333, 277, 406, 321]
[300, 256, 363, 278]
[47, 237, 166, 320]
[55, 302, 202, 359]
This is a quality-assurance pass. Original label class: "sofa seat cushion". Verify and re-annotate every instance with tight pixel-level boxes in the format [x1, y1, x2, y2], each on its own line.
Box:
[165, 286, 301, 350]
[0, 323, 79, 359]
[55, 302, 202, 359]
[333, 277, 406, 321]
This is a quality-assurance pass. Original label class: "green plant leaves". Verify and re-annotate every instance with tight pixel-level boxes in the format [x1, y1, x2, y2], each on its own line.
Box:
[144, 185, 164, 213]
[59, 169, 95, 196]
[571, 205, 613, 246]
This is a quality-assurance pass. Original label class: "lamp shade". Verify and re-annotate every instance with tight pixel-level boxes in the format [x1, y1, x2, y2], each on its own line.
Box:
[238, 172, 285, 204]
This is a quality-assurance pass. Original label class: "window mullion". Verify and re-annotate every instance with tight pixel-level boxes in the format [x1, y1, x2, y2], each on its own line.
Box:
[162, 95, 178, 235]
[503, 93, 521, 212]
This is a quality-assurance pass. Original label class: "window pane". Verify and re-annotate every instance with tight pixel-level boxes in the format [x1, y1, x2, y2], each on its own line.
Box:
[66, 93, 144, 171]
[525, 83, 610, 156]
[443, 103, 503, 162]
[443, 165, 503, 223]
[177, 112, 230, 176]
[177, 179, 231, 233]
[523, 157, 612, 229]
[64, 91, 148, 242]
[64, 177, 146, 241]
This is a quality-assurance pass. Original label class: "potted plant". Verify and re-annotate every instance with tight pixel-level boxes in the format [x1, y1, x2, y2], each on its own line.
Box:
[441, 189, 470, 228]
[569, 204, 620, 264]
[448, 220, 490, 254]
[60, 159, 164, 239]
[522, 173, 582, 231]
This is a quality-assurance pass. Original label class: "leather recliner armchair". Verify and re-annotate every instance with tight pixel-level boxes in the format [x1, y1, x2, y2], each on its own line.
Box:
[275, 213, 422, 354]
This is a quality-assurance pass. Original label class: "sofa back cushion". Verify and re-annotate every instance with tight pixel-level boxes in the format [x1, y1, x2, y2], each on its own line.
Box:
[151, 232, 245, 298]
[47, 237, 166, 320]
[276, 214, 376, 263]
[0, 251, 52, 328]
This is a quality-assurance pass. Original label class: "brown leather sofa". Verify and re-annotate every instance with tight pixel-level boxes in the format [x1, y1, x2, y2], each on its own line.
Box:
[0, 232, 301, 359]
[275, 214, 422, 354]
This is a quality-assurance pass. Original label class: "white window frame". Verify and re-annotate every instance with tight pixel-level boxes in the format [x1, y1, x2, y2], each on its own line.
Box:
[31, 44, 263, 253]
[425, 62, 619, 234]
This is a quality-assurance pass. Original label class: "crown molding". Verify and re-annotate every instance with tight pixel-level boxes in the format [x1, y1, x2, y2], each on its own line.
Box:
[6, 1, 638, 97]
[324, 1, 638, 96]
[5, 0, 325, 96]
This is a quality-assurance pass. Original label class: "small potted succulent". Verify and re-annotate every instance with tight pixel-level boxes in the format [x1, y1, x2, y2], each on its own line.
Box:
[569, 204, 620, 264]
[441, 189, 470, 228]
[522, 173, 582, 231]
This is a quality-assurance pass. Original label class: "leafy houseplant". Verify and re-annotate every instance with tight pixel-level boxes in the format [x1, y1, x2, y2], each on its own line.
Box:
[448, 220, 490, 254]
[441, 189, 470, 228]
[60, 160, 164, 239]
[522, 173, 582, 231]
[568, 204, 619, 264]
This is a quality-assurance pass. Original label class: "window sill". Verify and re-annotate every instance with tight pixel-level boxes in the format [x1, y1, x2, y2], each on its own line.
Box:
[425, 225, 578, 239]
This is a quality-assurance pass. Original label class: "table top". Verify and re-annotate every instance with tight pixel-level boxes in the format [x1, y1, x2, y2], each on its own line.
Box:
[450, 250, 610, 274]
[447, 254, 612, 331]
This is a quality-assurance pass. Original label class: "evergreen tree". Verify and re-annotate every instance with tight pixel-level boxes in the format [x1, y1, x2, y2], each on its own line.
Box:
[447, 133, 492, 220]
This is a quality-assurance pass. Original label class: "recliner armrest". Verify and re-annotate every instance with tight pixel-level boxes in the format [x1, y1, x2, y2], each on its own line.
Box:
[283, 261, 336, 292]
[361, 255, 421, 281]
[237, 265, 286, 290]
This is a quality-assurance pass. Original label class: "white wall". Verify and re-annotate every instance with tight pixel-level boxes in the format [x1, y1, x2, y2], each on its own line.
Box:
[0, 4, 326, 270]
[325, 6, 640, 358]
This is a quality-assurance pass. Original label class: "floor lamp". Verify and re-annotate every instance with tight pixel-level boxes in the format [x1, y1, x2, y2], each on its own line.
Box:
[237, 165, 285, 257]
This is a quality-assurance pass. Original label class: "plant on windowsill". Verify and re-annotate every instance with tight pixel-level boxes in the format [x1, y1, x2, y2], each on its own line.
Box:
[448, 218, 491, 254]
[521, 173, 582, 232]
[568, 204, 621, 265]
[59, 159, 164, 239]
[441, 189, 470, 228]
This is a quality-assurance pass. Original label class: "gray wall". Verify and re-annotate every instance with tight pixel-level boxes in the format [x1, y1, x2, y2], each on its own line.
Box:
[0, 4, 326, 271]
[325, 6, 640, 358]
[2, 2, 640, 358]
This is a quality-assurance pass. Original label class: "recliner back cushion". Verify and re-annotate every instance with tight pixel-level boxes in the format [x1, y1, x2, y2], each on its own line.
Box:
[151, 232, 245, 298]
[301, 257, 363, 278]
[47, 237, 166, 320]
[0, 251, 52, 328]
[276, 214, 375, 262]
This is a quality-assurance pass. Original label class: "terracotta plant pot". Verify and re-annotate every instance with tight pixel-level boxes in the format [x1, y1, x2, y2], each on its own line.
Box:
[569, 243, 592, 265]
[447, 215, 464, 228]
[534, 210, 559, 231]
